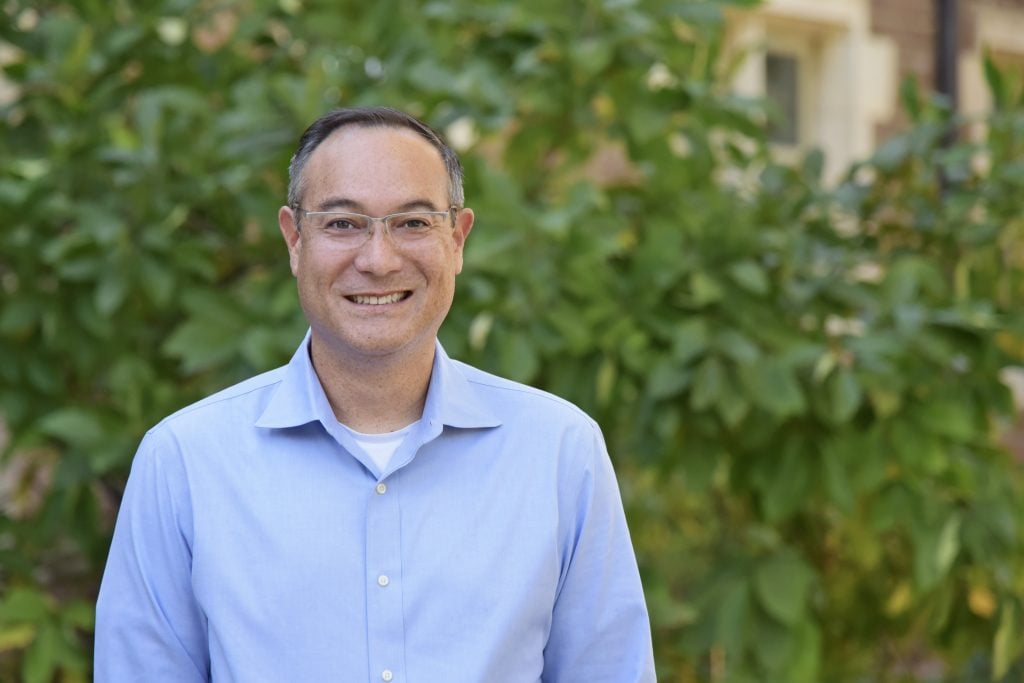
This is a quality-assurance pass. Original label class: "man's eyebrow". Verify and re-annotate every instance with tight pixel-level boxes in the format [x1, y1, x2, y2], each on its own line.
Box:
[313, 197, 361, 212]
[313, 197, 444, 212]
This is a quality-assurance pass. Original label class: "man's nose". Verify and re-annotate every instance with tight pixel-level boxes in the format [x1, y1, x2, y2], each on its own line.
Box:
[353, 222, 403, 274]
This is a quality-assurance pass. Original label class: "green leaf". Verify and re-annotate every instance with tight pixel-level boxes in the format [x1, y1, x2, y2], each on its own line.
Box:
[670, 319, 709, 364]
[22, 621, 58, 683]
[868, 386, 902, 418]
[690, 271, 724, 305]
[993, 604, 1021, 680]
[569, 38, 613, 77]
[715, 578, 750, 653]
[0, 588, 53, 624]
[715, 367, 750, 428]
[739, 358, 806, 418]
[681, 446, 721, 494]
[139, 255, 177, 307]
[406, 59, 457, 93]
[871, 135, 911, 172]
[0, 299, 38, 336]
[784, 620, 822, 683]
[59, 602, 95, 631]
[595, 356, 616, 406]
[37, 409, 105, 448]
[821, 441, 854, 512]
[827, 367, 862, 423]
[900, 75, 923, 120]
[646, 583, 698, 629]
[913, 514, 962, 591]
[751, 613, 793, 672]
[755, 439, 812, 522]
[913, 398, 977, 441]
[690, 355, 723, 410]
[983, 51, 1007, 111]
[801, 148, 825, 182]
[754, 554, 814, 626]
[95, 271, 129, 316]
[934, 514, 962, 580]
[497, 331, 539, 383]
[647, 358, 691, 400]
[162, 317, 242, 375]
[727, 260, 769, 295]
[714, 329, 760, 364]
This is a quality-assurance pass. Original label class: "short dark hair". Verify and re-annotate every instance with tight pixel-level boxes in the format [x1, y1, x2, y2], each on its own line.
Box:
[287, 107, 465, 210]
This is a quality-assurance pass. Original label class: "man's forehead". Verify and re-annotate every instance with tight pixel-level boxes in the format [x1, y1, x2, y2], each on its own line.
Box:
[313, 124, 444, 163]
[302, 125, 449, 206]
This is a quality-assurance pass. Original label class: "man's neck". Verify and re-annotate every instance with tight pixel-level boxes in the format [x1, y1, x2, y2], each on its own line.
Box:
[308, 338, 435, 434]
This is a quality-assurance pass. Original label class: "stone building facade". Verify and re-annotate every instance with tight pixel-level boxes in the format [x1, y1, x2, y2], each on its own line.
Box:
[728, 0, 1024, 180]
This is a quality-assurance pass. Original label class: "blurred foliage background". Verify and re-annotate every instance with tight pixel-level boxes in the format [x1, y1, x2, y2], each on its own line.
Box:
[2, 0, 1024, 681]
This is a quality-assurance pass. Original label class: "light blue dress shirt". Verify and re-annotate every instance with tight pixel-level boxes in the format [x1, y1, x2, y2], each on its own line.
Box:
[95, 334, 656, 682]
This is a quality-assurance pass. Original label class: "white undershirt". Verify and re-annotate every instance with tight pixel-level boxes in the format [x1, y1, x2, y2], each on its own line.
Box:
[339, 420, 418, 473]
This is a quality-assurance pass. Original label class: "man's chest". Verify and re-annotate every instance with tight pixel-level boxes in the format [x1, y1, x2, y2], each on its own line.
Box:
[186, 434, 566, 681]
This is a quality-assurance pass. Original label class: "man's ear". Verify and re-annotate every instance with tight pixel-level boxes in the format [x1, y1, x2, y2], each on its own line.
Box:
[278, 206, 301, 277]
[452, 207, 474, 274]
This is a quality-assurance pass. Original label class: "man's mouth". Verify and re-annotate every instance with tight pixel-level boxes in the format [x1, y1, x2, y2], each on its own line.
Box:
[346, 292, 410, 305]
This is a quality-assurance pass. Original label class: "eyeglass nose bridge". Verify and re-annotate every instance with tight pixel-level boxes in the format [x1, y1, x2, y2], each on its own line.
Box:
[357, 215, 412, 248]
[361, 215, 389, 238]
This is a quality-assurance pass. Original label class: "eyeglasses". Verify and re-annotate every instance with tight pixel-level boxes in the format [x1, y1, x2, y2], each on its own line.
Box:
[295, 207, 458, 248]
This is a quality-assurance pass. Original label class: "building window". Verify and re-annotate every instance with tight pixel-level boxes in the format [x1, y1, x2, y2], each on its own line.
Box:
[726, 0, 898, 183]
[765, 51, 800, 145]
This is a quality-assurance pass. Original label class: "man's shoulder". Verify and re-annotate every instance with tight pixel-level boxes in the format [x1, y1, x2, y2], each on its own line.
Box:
[450, 359, 597, 429]
[154, 365, 287, 431]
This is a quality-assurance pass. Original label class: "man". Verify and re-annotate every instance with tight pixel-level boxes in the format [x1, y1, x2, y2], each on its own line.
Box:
[95, 107, 655, 682]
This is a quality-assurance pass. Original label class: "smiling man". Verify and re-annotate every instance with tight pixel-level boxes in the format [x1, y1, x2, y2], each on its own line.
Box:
[95, 107, 655, 682]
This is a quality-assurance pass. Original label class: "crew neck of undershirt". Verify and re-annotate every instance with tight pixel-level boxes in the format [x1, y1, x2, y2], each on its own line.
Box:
[338, 420, 419, 474]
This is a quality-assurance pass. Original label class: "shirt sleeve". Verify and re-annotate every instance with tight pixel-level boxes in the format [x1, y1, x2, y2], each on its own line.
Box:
[95, 427, 210, 682]
[542, 421, 657, 682]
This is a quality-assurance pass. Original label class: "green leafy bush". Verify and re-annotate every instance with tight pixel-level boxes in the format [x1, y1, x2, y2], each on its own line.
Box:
[1, 1, 1022, 681]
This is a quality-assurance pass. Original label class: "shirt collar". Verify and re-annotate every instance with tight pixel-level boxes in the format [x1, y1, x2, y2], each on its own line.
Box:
[421, 341, 502, 430]
[254, 332, 501, 431]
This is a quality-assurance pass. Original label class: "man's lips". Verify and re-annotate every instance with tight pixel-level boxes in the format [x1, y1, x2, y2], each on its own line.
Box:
[345, 291, 411, 305]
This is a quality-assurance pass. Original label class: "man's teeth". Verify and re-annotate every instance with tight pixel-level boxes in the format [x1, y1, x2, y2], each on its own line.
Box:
[351, 292, 405, 305]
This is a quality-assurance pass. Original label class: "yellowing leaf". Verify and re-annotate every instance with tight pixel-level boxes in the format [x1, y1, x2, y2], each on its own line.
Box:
[0, 624, 35, 652]
[967, 584, 996, 619]
[935, 514, 962, 579]
[885, 582, 912, 616]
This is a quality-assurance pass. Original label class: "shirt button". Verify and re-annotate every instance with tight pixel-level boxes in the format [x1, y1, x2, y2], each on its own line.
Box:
[381, 669, 393, 681]
[377, 574, 390, 587]
[375, 482, 387, 495]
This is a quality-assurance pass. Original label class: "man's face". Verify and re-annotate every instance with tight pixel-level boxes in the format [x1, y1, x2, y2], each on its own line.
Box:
[279, 125, 473, 366]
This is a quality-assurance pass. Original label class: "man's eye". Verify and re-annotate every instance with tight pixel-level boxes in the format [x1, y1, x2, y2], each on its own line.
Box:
[326, 218, 360, 230]
[395, 217, 431, 230]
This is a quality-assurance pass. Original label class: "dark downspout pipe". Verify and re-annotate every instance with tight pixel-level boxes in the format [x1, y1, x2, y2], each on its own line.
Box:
[935, 0, 959, 137]
[935, 0, 959, 193]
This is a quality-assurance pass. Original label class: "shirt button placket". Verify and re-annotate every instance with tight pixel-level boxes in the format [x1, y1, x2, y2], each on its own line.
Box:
[366, 479, 403, 683]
